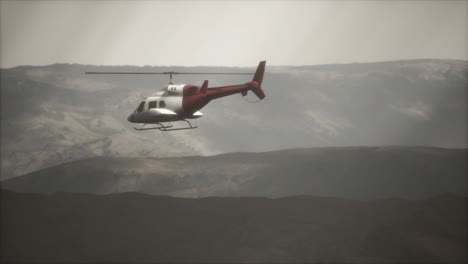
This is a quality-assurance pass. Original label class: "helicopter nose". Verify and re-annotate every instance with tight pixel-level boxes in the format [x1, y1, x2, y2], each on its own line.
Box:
[127, 114, 134, 123]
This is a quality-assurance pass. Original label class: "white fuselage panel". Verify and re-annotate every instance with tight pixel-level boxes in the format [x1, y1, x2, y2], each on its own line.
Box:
[128, 84, 206, 124]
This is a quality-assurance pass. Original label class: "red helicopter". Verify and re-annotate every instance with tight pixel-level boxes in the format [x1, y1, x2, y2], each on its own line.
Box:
[86, 61, 266, 131]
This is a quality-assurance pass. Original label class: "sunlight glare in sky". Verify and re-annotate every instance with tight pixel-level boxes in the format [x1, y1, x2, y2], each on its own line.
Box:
[1, 1, 466, 67]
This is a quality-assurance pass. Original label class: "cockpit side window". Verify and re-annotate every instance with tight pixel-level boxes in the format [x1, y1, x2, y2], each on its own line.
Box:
[159, 101, 166, 108]
[137, 101, 145, 112]
[148, 101, 157, 109]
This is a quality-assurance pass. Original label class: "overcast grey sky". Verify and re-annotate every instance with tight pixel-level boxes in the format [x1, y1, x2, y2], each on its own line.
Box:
[1, 0, 467, 68]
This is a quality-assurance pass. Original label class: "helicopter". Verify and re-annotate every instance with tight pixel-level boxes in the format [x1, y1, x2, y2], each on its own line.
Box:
[86, 61, 266, 131]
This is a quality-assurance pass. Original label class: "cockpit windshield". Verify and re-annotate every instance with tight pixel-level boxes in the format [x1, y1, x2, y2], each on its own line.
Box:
[136, 101, 145, 113]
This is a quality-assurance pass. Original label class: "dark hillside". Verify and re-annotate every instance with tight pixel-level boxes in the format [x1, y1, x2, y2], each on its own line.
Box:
[2, 147, 466, 200]
[1, 191, 466, 263]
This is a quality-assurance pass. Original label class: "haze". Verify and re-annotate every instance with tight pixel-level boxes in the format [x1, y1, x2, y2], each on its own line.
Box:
[1, 0, 467, 68]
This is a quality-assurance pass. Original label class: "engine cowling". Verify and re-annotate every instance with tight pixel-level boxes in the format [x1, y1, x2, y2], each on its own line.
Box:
[183, 85, 200, 96]
[166, 84, 185, 96]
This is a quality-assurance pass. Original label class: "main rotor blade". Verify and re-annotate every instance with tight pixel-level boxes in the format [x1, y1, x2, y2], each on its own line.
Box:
[172, 72, 253, 75]
[85, 72, 167, 74]
[85, 71, 254, 75]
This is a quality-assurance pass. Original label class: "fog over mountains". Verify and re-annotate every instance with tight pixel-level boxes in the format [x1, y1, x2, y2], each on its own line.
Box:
[1, 59, 467, 178]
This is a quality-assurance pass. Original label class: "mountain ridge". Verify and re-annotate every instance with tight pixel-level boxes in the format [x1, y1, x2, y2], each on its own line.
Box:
[2, 146, 466, 200]
[2, 59, 467, 178]
[4, 58, 466, 69]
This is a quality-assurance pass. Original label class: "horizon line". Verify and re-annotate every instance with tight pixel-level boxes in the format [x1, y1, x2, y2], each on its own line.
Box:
[2, 58, 467, 70]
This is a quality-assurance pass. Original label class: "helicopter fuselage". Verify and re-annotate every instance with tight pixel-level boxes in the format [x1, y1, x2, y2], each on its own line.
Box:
[86, 60, 266, 130]
[123, 60, 266, 130]
[127, 84, 204, 123]
[127, 80, 264, 124]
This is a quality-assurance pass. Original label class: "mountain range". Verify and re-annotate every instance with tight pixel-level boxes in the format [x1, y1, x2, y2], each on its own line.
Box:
[2, 146, 466, 200]
[1, 59, 467, 263]
[1, 59, 467, 179]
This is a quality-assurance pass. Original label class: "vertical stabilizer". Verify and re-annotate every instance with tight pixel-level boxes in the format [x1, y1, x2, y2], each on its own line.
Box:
[251, 61, 266, 99]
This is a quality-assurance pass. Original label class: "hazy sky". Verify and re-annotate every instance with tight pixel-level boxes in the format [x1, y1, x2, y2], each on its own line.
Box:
[1, 0, 467, 68]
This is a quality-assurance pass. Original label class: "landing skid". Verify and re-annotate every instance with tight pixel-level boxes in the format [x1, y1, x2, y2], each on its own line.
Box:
[134, 120, 197, 131]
